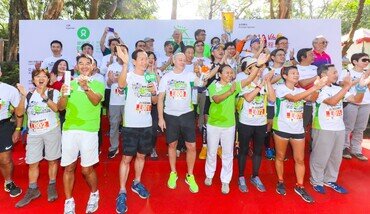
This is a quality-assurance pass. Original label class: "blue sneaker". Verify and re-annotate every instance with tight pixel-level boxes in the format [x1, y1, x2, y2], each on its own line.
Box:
[250, 176, 266, 192]
[310, 180, 325, 194]
[324, 182, 348, 194]
[131, 181, 150, 199]
[116, 193, 127, 213]
[265, 148, 275, 160]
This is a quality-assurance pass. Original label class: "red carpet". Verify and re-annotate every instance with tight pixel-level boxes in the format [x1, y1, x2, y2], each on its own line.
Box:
[2, 116, 370, 213]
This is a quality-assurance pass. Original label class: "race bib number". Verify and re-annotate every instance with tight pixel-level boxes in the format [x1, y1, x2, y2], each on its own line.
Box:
[30, 120, 50, 131]
[286, 111, 303, 122]
[114, 87, 125, 96]
[169, 89, 187, 99]
[325, 106, 342, 119]
[248, 106, 265, 118]
[135, 102, 151, 113]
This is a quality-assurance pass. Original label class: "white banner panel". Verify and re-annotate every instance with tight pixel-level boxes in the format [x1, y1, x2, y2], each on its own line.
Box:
[20, 19, 341, 89]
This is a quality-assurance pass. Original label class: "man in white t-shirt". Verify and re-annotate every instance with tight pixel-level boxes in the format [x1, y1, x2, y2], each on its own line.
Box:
[158, 53, 200, 193]
[0, 70, 23, 198]
[115, 47, 158, 213]
[157, 41, 174, 75]
[40, 40, 65, 72]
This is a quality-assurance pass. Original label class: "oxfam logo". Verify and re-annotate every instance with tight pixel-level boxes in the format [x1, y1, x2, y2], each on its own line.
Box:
[77, 27, 90, 40]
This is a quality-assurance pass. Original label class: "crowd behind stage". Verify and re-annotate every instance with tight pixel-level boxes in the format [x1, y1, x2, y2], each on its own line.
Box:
[1, 27, 370, 213]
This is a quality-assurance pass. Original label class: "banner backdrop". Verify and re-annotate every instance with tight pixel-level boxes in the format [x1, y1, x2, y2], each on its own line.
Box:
[19, 19, 341, 89]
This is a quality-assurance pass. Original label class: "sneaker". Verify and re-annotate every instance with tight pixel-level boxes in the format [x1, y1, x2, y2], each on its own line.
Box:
[4, 181, 22, 197]
[86, 191, 99, 213]
[324, 182, 348, 194]
[199, 146, 207, 159]
[351, 153, 368, 161]
[15, 188, 41, 208]
[276, 181, 286, 196]
[294, 186, 314, 203]
[342, 148, 352, 159]
[131, 181, 150, 199]
[204, 177, 212, 186]
[167, 172, 178, 189]
[238, 177, 248, 193]
[176, 149, 180, 158]
[310, 181, 326, 194]
[116, 193, 128, 214]
[64, 199, 76, 214]
[217, 147, 222, 158]
[150, 148, 158, 160]
[185, 174, 199, 193]
[250, 176, 266, 192]
[108, 149, 119, 159]
[47, 183, 58, 202]
[221, 182, 229, 194]
[265, 148, 275, 160]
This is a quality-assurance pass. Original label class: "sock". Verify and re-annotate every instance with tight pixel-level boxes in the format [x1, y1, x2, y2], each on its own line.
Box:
[119, 189, 126, 194]
[66, 197, 74, 203]
[5, 180, 13, 185]
[133, 180, 140, 185]
[49, 180, 56, 185]
[296, 183, 304, 188]
[91, 190, 99, 195]
[29, 182, 38, 189]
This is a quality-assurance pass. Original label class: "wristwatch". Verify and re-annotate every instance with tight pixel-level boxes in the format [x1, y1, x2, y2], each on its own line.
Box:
[42, 97, 49, 103]
[84, 87, 91, 92]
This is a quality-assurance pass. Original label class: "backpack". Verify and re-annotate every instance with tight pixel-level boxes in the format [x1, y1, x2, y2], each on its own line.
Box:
[26, 89, 54, 111]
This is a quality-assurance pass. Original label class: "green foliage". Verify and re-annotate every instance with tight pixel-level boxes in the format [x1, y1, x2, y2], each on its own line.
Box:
[98, 0, 158, 19]
[0, 62, 19, 86]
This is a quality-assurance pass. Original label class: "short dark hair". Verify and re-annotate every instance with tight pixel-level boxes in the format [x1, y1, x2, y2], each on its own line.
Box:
[81, 43, 94, 51]
[135, 40, 146, 48]
[270, 48, 286, 62]
[194, 41, 204, 47]
[351, 53, 369, 66]
[164, 41, 172, 47]
[317, 64, 335, 77]
[281, 66, 298, 81]
[211, 37, 220, 45]
[194, 29, 205, 39]
[108, 38, 120, 46]
[184, 45, 194, 53]
[131, 49, 146, 60]
[32, 69, 50, 80]
[146, 51, 157, 61]
[297, 48, 312, 63]
[224, 42, 235, 50]
[76, 53, 93, 64]
[218, 64, 231, 73]
[275, 36, 288, 45]
[50, 40, 62, 48]
[51, 59, 69, 75]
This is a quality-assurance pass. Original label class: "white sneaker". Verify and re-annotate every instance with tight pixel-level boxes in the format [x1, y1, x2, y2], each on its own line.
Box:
[64, 198, 76, 214]
[221, 182, 230, 194]
[86, 191, 99, 213]
[204, 177, 212, 186]
[176, 150, 180, 158]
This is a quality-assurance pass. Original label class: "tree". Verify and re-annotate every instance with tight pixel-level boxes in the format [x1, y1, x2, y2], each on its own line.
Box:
[171, 0, 177, 19]
[89, 0, 100, 19]
[43, 0, 64, 19]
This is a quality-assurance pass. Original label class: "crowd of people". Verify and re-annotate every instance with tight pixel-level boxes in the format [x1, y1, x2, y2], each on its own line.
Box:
[0, 27, 370, 214]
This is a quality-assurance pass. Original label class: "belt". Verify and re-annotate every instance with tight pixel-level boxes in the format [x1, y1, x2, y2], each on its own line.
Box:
[0, 118, 11, 125]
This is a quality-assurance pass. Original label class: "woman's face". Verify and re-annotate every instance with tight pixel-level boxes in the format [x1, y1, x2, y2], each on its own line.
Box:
[355, 55, 370, 69]
[148, 54, 156, 66]
[58, 61, 67, 74]
[33, 71, 49, 88]
[219, 66, 234, 83]
[283, 68, 300, 84]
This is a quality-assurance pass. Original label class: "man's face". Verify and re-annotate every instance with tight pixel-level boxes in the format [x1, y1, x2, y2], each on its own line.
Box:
[326, 66, 338, 84]
[276, 39, 289, 51]
[273, 50, 286, 64]
[314, 38, 328, 51]
[305, 50, 314, 63]
[109, 40, 119, 52]
[194, 42, 204, 54]
[226, 45, 236, 57]
[133, 51, 148, 70]
[82, 46, 93, 56]
[136, 41, 146, 50]
[51, 43, 62, 56]
[172, 31, 181, 40]
[185, 48, 194, 62]
[77, 57, 93, 76]
[196, 31, 206, 42]
[165, 44, 173, 54]
[173, 54, 186, 70]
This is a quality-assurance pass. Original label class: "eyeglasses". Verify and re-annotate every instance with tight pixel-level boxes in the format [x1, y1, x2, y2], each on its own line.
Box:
[195, 44, 204, 47]
[361, 58, 370, 63]
[319, 41, 328, 45]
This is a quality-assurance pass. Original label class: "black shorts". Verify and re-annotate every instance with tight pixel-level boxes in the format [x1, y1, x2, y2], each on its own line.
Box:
[122, 127, 153, 156]
[303, 104, 313, 128]
[164, 111, 196, 144]
[203, 95, 211, 115]
[103, 89, 111, 110]
[267, 106, 274, 120]
[0, 118, 14, 153]
[273, 130, 305, 140]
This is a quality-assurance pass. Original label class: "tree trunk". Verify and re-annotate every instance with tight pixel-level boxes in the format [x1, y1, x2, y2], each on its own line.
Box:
[278, 0, 291, 19]
[105, 0, 118, 19]
[89, 0, 100, 19]
[7, 0, 30, 61]
[270, 0, 275, 19]
[171, 0, 177, 20]
[43, 0, 64, 19]
[342, 0, 365, 56]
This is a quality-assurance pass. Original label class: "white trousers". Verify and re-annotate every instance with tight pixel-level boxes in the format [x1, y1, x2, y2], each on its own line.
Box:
[205, 124, 235, 184]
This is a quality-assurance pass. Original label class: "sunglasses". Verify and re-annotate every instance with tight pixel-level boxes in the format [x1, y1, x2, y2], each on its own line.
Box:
[361, 58, 370, 63]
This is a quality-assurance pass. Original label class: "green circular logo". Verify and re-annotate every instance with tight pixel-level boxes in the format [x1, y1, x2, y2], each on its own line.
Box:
[77, 27, 90, 40]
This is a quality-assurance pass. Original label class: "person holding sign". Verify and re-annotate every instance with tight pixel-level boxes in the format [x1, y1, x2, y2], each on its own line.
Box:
[58, 54, 105, 214]
[273, 66, 327, 203]
[115, 48, 158, 213]
[15, 69, 61, 207]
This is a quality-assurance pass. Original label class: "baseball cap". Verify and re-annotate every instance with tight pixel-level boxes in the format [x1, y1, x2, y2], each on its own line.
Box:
[250, 37, 260, 46]
[211, 43, 225, 52]
[144, 37, 154, 42]
[241, 57, 257, 69]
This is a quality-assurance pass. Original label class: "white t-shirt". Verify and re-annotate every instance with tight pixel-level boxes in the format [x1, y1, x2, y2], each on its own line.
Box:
[184, 63, 195, 73]
[158, 70, 196, 116]
[194, 57, 212, 68]
[99, 54, 115, 76]
[312, 85, 351, 131]
[262, 66, 283, 106]
[106, 62, 125, 106]
[157, 55, 173, 75]
[339, 69, 370, 104]
[91, 72, 105, 84]
[25, 90, 60, 135]
[239, 81, 268, 126]
[0, 82, 20, 120]
[123, 72, 152, 128]
[40, 56, 63, 71]
[273, 84, 305, 134]
[297, 64, 317, 82]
